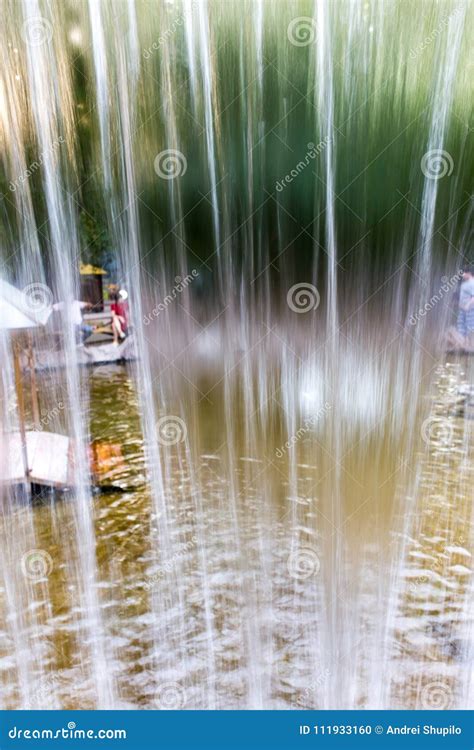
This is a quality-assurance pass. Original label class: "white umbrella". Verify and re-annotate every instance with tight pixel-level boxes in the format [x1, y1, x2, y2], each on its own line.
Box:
[0, 278, 52, 483]
[0, 278, 52, 330]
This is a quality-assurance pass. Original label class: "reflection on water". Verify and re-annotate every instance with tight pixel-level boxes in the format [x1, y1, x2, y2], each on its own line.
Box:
[0, 0, 472, 714]
[0, 348, 471, 709]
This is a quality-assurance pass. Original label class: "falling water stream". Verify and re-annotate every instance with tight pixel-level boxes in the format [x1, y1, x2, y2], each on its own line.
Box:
[0, 0, 472, 710]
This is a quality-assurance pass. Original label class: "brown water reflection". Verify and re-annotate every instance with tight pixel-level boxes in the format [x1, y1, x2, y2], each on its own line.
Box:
[0, 357, 472, 709]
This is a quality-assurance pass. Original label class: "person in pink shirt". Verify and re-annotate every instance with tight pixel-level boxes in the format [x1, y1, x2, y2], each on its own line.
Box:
[111, 289, 130, 345]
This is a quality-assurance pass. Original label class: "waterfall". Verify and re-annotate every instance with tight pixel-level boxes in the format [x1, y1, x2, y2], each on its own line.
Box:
[0, 0, 472, 711]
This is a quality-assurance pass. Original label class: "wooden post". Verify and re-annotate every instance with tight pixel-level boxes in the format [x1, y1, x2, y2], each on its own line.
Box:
[27, 332, 41, 429]
[12, 335, 29, 478]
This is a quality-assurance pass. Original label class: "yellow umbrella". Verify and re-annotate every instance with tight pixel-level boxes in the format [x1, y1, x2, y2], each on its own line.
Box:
[79, 263, 107, 276]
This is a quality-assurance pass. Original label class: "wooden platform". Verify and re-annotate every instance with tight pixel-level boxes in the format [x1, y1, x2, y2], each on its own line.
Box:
[1, 431, 73, 488]
[27, 335, 137, 371]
